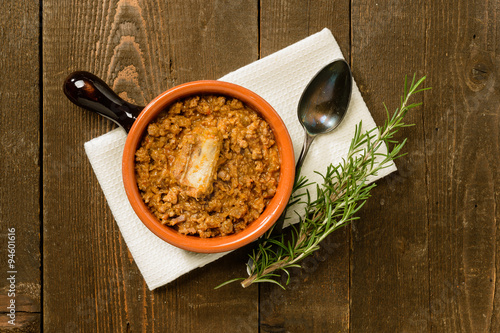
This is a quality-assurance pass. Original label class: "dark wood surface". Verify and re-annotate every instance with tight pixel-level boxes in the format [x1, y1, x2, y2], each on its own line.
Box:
[0, 0, 498, 332]
[0, 1, 41, 332]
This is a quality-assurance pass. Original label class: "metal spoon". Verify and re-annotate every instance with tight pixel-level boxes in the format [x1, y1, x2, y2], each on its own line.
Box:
[247, 59, 352, 271]
[274, 59, 352, 232]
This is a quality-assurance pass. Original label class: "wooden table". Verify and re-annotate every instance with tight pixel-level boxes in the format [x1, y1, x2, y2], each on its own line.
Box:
[2, 1, 499, 332]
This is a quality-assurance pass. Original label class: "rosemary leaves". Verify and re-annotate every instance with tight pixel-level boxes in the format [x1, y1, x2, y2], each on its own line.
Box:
[216, 75, 429, 289]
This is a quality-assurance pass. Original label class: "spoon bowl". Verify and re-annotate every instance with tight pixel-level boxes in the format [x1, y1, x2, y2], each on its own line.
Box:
[295, 59, 353, 177]
[298, 59, 353, 136]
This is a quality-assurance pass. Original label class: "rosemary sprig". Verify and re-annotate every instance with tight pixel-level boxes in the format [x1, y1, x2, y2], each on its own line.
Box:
[216, 74, 429, 290]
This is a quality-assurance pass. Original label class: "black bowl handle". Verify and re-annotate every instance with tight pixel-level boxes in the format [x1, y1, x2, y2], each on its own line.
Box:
[63, 71, 144, 132]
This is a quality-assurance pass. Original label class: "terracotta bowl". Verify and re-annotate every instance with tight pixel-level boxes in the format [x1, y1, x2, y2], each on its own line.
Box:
[64, 72, 295, 253]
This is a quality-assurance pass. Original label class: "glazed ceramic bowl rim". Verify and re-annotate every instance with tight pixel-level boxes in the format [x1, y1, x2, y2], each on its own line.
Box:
[122, 80, 295, 253]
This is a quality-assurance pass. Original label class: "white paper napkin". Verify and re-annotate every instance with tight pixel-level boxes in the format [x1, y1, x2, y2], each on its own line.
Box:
[84, 28, 397, 290]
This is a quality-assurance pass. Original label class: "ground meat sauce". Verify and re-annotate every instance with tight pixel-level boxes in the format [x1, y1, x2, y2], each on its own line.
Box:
[134, 95, 280, 238]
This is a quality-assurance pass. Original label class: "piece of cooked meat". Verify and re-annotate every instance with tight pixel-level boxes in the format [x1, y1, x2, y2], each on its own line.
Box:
[171, 126, 222, 198]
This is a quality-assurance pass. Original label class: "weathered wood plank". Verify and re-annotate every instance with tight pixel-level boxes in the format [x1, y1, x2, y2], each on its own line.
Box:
[349, 0, 430, 332]
[258, 1, 351, 332]
[422, 1, 500, 332]
[0, 313, 41, 333]
[39, 0, 500, 331]
[43, 0, 258, 331]
[0, 1, 41, 332]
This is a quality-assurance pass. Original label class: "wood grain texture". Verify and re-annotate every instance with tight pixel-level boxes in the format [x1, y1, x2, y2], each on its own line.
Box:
[424, 1, 500, 332]
[349, 0, 430, 332]
[0, 1, 41, 332]
[259, 1, 351, 332]
[31, 0, 500, 331]
[43, 0, 258, 332]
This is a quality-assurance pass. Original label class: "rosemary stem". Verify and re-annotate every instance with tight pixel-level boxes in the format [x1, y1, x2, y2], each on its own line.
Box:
[217, 75, 429, 290]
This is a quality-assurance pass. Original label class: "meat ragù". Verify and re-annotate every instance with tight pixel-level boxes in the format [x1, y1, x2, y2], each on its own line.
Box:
[135, 95, 280, 238]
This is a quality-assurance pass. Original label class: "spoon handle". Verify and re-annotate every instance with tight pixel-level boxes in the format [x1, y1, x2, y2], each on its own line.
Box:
[295, 132, 316, 179]
[63, 71, 144, 132]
